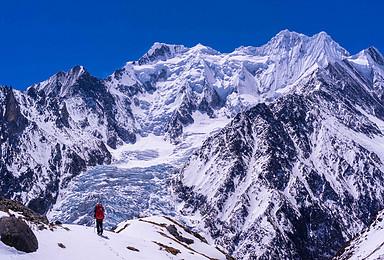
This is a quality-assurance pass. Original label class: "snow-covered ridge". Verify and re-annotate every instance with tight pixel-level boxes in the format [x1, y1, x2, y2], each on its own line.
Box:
[30, 65, 88, 97]
[104, 30, 369, 144]
[0, 208, 229, 259]
[334, 209, 384, 260]
[138, 42, 188, 65]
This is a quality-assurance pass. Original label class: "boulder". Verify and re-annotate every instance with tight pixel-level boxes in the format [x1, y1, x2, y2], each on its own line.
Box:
[0, 216, 38, 253]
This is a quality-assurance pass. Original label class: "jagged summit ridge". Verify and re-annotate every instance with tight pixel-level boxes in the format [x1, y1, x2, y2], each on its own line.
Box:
[236, 30, 349, 58]
[104, 30, 369, 143]
[138, 42, 187, 65]
[30, 65, 93, 97]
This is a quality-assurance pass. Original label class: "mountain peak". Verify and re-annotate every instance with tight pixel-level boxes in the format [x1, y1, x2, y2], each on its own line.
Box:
[310, 31, 350, 60]
[189, 43, 220, 55]
[348, 46, 384, 71]
[69, 65, 86, 74]
[29, 65, 92, 97]
[269, 29, 307, 45]
[366, 46, 384, 66]
[316, 30, 331, 38]
[138, 42, 187, 65]
[274, 29, 305, 39]
[234, 30, 307, 56]
[257, 30, 349, 61]
[53, 65, 88, 81]
[311, 31, 338, 46]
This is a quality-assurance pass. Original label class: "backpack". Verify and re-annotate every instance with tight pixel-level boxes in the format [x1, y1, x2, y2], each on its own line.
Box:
[95, 204, 104, 219]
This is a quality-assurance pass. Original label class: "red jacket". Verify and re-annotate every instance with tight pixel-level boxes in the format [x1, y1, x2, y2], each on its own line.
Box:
[94, 204, 104, 220]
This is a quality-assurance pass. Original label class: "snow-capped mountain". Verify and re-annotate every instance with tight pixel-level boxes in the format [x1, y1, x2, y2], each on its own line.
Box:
[1, 30, 346, 215]
[1, 30, 384, 259]
[104, 30, 350, 143]
[173, 42, 384, 258]
[30, 65, 137, 148]
[0, 68, 118, 215]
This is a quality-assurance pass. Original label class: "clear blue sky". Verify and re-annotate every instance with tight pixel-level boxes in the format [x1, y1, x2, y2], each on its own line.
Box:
[1, 0, 383, 91]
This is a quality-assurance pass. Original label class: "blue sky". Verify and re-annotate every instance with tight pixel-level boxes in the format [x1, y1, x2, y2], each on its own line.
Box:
[0, 0, 383, 91]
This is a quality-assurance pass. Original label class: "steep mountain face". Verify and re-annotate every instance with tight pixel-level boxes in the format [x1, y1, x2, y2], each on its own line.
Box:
[104, 30, 349, 144]
[173, 49, 384, 258]
[30, 65, 137, 148]
[0, 67, 119, 214]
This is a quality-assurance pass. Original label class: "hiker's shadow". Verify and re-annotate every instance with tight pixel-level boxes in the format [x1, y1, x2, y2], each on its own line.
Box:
[99, 235, 109, 239]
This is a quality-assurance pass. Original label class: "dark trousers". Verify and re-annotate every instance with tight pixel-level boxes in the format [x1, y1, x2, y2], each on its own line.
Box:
[96, 219, 103, 235]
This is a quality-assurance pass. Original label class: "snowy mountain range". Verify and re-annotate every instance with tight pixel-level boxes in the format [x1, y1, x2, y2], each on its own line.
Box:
[1, 30, 384, 259]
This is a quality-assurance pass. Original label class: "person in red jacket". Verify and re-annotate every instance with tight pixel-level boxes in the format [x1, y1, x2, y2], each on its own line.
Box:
[94, 203, 105, 235]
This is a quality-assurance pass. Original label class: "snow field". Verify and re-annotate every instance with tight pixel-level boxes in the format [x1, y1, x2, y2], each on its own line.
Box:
[0, 215, 226, 260]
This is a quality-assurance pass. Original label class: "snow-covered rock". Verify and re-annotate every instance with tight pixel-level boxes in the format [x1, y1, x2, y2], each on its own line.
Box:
[1, 76, 114, 214]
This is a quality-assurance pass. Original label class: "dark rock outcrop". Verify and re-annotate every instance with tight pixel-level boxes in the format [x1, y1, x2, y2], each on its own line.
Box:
[0, 197, 48, 225]
[0, 216, 38, 253]
[0, 86, 28, 140]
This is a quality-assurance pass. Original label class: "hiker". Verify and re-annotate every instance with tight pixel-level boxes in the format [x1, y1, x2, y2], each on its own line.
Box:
[94, 203, 105, 235]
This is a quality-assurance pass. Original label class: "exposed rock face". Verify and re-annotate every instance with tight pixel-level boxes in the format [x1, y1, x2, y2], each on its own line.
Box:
[138, 42, 187, 65]
[173, 52, 384, 259]
[0, 216, 38, 253]
[1, 87, 27, 138]
[0, 197, 45, 253]
[0, 68, 116, 214]
[0, 197, 50, 254]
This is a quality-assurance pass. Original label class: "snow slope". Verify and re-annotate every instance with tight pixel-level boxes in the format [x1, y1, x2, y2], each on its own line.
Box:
[334, 209, 384, 260]
[0, 211, 228, 260]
